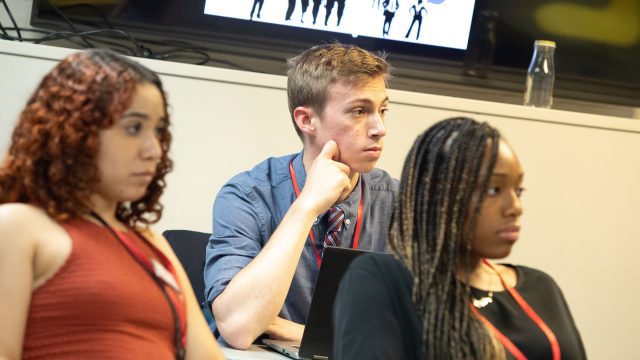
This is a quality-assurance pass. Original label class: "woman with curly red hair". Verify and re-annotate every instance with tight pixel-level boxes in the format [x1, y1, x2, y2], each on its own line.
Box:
[0, 50, 224, 359]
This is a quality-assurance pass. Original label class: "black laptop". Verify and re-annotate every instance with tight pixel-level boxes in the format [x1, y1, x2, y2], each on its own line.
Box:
[263, 247, 373, 359]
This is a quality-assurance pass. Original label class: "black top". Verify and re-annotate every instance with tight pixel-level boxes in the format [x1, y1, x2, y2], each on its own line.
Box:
[332, 253, 586, 360]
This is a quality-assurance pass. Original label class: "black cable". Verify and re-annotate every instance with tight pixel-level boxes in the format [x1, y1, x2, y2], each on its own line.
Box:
[1, 27, 50, 35]
[40, 0, 93, 48]
[1, 0, 21, 40]
[2, 1, 256, 71]
[0, 23, 255, 71]
[0, 18, 9, 37]
[35, 0, 151, 57]
[81, 36, 137, 56]
[0, 27, 88, 47]
[0, 27, 85, 49]
[153, 49, 210, 65]
[0, 27, 139, 57]
[137, 38, 255, 70]
[137, 38, 255, 71]
[57, 3, 115, 28]
[0, 28, 135, 54]
[37, 0, 145, 57]
[35, 28, 149, 57]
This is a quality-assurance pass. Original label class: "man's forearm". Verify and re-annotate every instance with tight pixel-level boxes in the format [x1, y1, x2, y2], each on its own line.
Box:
[212, 200, 316, 348]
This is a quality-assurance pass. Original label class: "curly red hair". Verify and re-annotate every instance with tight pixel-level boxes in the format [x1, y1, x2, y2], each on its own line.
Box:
[0, 49, 172, 226]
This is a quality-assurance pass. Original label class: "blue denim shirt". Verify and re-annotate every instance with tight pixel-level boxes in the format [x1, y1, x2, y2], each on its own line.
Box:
[204, 151, 397, 333]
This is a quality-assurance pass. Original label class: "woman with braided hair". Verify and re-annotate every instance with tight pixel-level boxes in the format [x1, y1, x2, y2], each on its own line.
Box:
[332, 117, 585, 359]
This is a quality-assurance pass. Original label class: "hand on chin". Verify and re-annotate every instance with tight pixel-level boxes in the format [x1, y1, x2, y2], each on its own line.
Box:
[336, 183, 354, 203]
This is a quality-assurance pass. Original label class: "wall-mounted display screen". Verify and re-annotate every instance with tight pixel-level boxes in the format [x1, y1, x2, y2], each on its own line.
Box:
[29, 0, 640, 108]
[204, 0, 476, 50]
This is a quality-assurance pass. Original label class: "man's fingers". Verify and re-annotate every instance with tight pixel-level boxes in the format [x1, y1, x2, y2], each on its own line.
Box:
[319, 141, 349, 175]
[319, 140, 340, 161]
[335, 162, 351, 176]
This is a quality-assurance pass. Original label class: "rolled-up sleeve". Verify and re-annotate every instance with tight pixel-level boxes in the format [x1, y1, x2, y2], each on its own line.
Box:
[204, 179, 266, 306]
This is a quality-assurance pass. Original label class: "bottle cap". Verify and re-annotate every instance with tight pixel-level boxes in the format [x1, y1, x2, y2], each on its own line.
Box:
[534, 40, 556, 48]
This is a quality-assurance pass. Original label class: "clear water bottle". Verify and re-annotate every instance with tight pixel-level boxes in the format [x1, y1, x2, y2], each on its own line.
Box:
[523, 40, 556, 108]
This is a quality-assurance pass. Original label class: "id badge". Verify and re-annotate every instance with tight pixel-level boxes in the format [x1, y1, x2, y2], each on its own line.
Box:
[151, 258, 181, 292]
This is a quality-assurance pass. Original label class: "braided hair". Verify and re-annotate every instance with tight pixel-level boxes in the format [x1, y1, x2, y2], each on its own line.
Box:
[388, 117, 504, 359]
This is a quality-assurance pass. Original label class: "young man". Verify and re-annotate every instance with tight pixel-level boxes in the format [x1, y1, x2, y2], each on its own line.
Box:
[204, 43, 397, 349]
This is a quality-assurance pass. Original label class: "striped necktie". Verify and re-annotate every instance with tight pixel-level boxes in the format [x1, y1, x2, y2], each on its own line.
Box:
[324, 206, 345, 248]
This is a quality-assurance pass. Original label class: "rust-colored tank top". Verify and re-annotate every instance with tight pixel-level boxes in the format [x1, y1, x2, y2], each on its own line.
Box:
[22, 218, 177, 359]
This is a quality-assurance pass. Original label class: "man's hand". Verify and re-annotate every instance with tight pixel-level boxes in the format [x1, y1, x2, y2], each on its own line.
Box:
[265, 317, 305, 343]
[298, 140, 351, 216]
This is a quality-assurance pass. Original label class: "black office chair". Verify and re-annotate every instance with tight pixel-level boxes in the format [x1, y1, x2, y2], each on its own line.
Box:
[162, 229, 210, 314]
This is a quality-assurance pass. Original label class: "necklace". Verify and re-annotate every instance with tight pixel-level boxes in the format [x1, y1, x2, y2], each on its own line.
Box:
[472, 291, 494, 308]
[471, 259, 561, 360]
[471, 262, 496, 309]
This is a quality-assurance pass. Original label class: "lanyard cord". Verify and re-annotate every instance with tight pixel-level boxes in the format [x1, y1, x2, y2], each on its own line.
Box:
[471, 259, 561, 360]
[89, 212, 187, 360]
[288, 159, 364, 268]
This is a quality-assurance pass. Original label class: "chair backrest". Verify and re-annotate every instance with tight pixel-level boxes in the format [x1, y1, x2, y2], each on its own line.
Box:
[162, 229, 210, 306]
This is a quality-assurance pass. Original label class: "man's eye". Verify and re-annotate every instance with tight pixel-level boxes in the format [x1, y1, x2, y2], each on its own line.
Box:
[380, 108, 388, 117]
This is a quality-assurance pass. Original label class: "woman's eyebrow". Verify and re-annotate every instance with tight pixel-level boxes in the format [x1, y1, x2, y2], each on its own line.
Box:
[490, 173, 524, 179]
[121, 111, 149, 120]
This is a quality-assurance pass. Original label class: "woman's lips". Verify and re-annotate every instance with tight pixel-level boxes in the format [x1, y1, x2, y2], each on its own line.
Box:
[498, 225, 520, 242]
[132, 172, 155, 182]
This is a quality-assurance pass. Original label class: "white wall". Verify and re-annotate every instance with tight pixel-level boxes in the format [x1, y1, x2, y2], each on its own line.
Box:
[2, 40, 640, 359]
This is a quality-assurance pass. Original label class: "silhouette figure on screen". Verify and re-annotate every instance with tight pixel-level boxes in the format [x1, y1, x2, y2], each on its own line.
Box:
[312, 0, 323, 24]
[300, 0, 310, 22]
[286, 0, 296, 20]
[405, 0, 428, 40]
[286, 0, 311, 21]
[382, 0, 400, 37]
[372, 0, 382, 9]
[324, 0, 346, 26]
[250, 0, 264, 20]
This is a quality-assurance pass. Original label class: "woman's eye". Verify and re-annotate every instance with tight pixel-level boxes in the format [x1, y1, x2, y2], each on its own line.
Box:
[515, 187, 526, 198]
[155, 125, 167, 138]
[380, 108, 388, 117]
[352, 108, 365, 117]
[486, 186, 500, 196]
[125, 123, 142, 135]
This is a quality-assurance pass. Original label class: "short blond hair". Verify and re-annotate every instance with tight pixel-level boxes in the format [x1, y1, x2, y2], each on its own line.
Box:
[287, 43, 391, 138]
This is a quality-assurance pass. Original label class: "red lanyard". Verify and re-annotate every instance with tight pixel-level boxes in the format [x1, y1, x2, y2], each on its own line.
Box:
[90, 213, 187, 360]
[288, 159, 364, 268]
[471, 259, 561, 360]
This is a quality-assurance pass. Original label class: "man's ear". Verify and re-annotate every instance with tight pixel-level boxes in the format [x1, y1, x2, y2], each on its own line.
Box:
[293, 106, 317, 138]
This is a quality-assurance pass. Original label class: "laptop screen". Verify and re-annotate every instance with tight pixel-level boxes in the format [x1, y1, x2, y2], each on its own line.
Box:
[298, 247, 374, 359]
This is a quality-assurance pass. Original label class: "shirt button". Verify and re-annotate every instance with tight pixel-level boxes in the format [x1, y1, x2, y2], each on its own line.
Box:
[345, 219, 351, 225]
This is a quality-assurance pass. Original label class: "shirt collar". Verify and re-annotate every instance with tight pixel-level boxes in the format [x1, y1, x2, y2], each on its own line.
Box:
[291, 150, 306, 191]
[333, 174, 362, 217]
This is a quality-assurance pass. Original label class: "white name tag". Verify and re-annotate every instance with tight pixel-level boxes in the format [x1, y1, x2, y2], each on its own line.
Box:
[151, 258, 181, 292]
